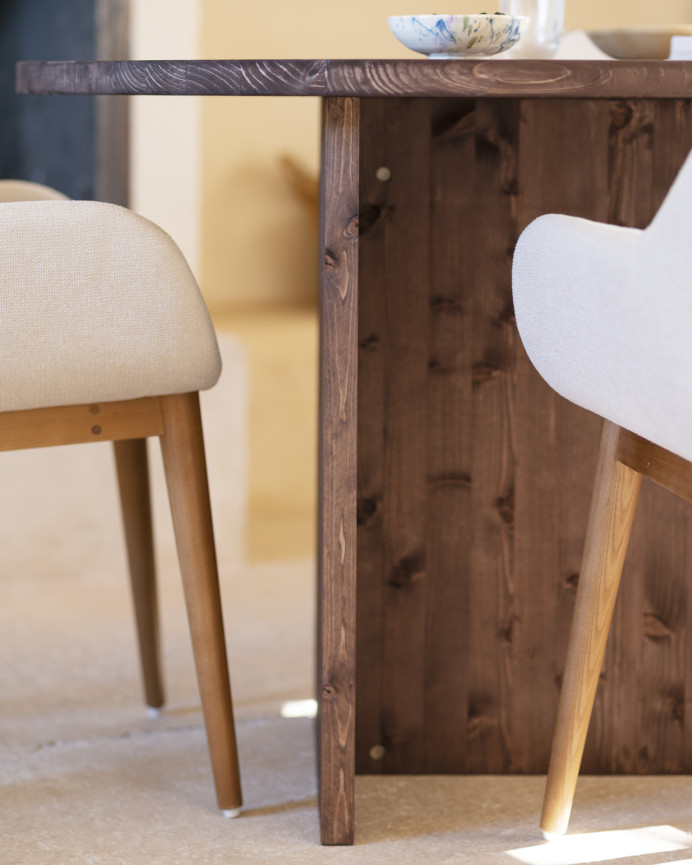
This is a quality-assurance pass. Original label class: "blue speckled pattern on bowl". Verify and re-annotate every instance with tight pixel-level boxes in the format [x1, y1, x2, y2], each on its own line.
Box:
[388, 14, 527, 58]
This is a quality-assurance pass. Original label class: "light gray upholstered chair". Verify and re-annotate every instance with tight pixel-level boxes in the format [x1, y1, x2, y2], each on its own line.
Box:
[0, 181, 241, 816]
[512, 150, 692, 838]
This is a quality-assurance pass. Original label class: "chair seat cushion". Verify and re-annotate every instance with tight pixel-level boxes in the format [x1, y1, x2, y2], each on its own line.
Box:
[0, 201, 221, 411]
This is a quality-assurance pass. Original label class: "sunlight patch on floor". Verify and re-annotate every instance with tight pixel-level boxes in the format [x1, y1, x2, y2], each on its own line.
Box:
[281, 699, 318, 719]
[506, 825, 692, 865]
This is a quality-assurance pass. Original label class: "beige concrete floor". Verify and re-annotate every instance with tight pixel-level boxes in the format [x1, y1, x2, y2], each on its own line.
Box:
[3, 322, 692, 863]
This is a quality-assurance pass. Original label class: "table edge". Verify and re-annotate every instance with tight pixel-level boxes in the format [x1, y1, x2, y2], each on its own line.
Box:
[16, 58, 692, 99]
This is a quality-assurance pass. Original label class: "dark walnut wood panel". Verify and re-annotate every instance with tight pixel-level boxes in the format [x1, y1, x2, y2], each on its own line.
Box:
[318, 97, 359, 845]
[16, 58, 692, 99]
[356, 96, 692, 777]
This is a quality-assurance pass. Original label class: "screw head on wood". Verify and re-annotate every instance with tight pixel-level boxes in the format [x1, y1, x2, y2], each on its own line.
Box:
[375, 166, 392, 182]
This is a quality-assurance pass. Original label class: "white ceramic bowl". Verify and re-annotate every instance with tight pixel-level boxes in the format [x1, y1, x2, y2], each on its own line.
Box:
[587, 26, 692, 60]
[388, 13, 527, 59]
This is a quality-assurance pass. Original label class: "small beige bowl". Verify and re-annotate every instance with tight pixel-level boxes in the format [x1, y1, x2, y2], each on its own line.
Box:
[588, 26, 692, 60]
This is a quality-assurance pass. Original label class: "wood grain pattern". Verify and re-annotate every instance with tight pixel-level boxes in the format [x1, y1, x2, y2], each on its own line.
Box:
[422, 98, 478, 774]
[514, 99, 610, 775]
[615, 424, 692, 774]
[159, 392, 242, 813]
[318, 97, 359, 845]
[0, 397, 163, 451]
[113, 438, 163, 709]
[354, 101, 388, 777]
[465, 99, 520, 774]
[16, 59, 692, 99]
[377, 98, 431, 775]
[356, 97, 692, 780]
[617, 430, 692, 505]
[541, 422, 642, 836]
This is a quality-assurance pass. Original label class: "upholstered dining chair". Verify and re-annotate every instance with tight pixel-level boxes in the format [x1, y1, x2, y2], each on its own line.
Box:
[512, 150, 692, 838]
[0, 184, 241, 816]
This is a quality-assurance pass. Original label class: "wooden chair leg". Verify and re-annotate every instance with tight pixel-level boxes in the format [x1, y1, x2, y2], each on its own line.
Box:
[541, 420, 642, 837]
[113, 438, 164, 709]
[158, 392, 242, 815]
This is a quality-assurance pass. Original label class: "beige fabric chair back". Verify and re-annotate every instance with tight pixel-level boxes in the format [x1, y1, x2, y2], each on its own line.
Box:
[0, 199, 221, 411]
[512, 147, 692, 463]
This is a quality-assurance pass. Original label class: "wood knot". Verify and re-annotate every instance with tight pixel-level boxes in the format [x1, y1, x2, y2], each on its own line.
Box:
[345, 214, 359, 237]
[610, 101, 634, 131]
[430, 296, 464, 315]
[496, 490, 514, 527]
[357, 496, 379, 526]
[673, 697, 684, 722]
[427, 472, 471, 489]
[565, 572, 579, 590]
[472, 362, 502, 386]
[503, 177, 519, 196]
[497, 302, 516, 326]
[388, 549, 425, 590]
[653, 688, 684, 722]
[432, 106, 475, 140]
[643, 612, 674, 640]
[429, 358, 452, 374]
[322, 683, 337, 702]
[498, 615, 519, 646]
[359, 333, 380, 352]
[359, 204, 386, 236]
[467, 715, 495, 738]
[467, 698, 496, 739]
[324, 249, 337, 272]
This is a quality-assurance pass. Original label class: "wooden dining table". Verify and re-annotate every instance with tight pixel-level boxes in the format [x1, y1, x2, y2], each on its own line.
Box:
[17, 57, 692, 845]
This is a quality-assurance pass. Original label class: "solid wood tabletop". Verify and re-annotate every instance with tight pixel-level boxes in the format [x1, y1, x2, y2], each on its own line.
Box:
[16, 58, 692, 99]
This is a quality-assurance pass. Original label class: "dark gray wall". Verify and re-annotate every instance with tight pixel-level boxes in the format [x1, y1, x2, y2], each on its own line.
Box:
[1, 0, 96, 198]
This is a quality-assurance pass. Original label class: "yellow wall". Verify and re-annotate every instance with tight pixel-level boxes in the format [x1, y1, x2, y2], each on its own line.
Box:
[567, 0, 692, 29]
[199, 0, 414, 310]
[130, 0, 201, 275]
[199, 0, 692, 311]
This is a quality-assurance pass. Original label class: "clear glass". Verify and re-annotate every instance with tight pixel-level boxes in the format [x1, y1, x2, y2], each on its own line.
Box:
[500, 0, 566, 58]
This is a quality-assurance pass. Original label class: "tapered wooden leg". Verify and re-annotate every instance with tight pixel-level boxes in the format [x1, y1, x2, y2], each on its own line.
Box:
[158, 392, 242, 814]
[541, 421, 642, 837]
[113, 438, 164, 709]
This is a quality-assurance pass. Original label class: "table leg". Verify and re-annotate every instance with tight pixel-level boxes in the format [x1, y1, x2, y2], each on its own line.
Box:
[317, 95, 359, 846]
